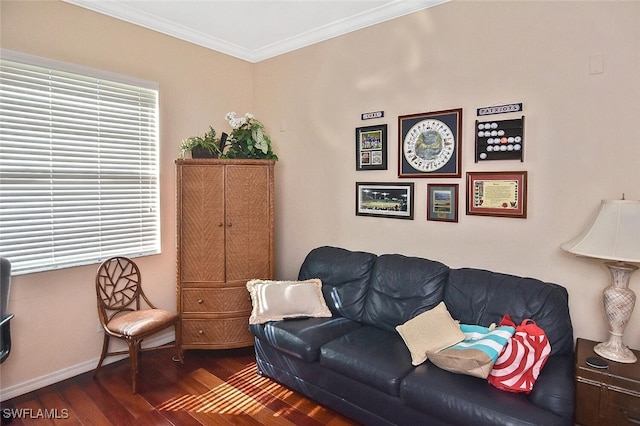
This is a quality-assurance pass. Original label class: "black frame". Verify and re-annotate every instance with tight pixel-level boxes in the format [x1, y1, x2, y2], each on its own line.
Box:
[356, 182, 414, 220]
[356, 124, 387, 170]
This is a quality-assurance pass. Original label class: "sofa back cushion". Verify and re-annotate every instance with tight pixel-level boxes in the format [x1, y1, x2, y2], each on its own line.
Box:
[298, 246, 377, 322]
[444, 268, 574, 355]
[362, 254, 449, 331]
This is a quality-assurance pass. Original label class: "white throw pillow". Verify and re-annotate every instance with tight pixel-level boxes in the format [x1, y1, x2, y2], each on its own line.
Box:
[396, 301, 465, 366]
[246, 278, 332, 324]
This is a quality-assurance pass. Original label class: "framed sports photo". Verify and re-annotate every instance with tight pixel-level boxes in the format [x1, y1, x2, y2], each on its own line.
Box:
[466, 171, 527, 218]
[356, 124, 387, 170]
[398, 108, 462, 178]
[355, 182, 414, 220]
[427, 184, 458, 222]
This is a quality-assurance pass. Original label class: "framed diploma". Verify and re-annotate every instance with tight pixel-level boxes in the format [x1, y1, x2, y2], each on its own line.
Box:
[466, 171, 527, 218]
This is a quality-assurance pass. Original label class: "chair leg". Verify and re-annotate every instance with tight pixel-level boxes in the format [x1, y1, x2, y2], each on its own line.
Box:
[128, 340, 139, 393]
[93, 333, 110, 377]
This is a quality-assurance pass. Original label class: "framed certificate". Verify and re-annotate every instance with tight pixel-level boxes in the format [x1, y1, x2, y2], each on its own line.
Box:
[466, 171, 527, 218]
[398, 108, 462, 178]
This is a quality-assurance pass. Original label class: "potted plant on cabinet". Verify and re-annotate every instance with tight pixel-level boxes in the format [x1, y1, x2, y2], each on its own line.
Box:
[179, 126, 221, 159]
[221, 112, 278, 160]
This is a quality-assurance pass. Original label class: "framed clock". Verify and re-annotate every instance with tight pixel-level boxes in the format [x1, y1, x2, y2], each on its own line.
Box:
[398, 108, 462, 178]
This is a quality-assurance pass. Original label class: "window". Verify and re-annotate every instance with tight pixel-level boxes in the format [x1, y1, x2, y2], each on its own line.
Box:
[0, 51, 160, 275]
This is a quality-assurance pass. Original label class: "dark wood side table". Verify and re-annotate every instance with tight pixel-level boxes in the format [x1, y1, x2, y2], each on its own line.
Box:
[575, 338, 640, 425]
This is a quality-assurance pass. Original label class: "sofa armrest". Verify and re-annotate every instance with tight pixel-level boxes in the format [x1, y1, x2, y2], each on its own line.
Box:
[527, 354, 575, 426]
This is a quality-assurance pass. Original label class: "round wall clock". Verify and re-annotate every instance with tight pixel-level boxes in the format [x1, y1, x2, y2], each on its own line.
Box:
[398, 108, 462, 178]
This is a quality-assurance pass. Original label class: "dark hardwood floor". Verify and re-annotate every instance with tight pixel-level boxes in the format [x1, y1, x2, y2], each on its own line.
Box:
[1, 347, 360, 426]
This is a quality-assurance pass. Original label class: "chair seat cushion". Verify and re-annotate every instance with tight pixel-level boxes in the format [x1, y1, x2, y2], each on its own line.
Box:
[107, 309, 178, 337]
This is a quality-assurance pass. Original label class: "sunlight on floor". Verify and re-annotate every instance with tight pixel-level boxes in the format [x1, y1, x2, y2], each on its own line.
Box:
[157, 362, 295, 416]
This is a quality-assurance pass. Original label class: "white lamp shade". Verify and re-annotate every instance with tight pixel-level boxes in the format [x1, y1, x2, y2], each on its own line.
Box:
[561, 199, 640, 263]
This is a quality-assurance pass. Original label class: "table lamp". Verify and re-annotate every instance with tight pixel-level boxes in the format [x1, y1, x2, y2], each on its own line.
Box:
[561, 197, 640, 363]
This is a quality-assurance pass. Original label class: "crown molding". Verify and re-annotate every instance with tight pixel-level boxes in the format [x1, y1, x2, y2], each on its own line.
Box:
[250, 0, 450, 62]
[62, 0, 449, 63]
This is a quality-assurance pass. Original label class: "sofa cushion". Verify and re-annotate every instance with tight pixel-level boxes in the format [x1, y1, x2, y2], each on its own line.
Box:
[396, 301, 465, 366]
[320, 326, 413, 396]
[250, 317, 361, 362]
[400, 362, 567, 426]
[298, 246, 377, 322]
[362, 254, 449, 331]
[444, 268, 574, 355]
[246, 279, 332, 324]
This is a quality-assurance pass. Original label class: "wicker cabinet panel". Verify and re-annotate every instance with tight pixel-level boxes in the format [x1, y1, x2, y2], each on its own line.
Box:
[179, 165, 226, 283]
[176, 159, 274, 356]
[181, 319, 254, 347]
[225, 165, 272, 282]
[182, 287, 251, 314]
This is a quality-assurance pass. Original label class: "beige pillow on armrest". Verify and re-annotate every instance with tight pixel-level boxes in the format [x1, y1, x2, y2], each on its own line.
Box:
[246, 278, 332, 324]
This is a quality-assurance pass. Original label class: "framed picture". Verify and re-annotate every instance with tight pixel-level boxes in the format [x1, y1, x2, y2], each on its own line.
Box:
[427, 184, 458, 222]
[356, 124, 387, 170]
[398, 108, 462, 178]
[466, 171, 528, 218]
[356, 182, 414, 220]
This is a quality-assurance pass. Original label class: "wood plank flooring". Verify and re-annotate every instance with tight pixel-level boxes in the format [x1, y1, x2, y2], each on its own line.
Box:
[1, 347, 361, 426]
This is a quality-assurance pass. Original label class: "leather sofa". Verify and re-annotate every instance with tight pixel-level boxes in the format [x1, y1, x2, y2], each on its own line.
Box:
[250, 246, 575, 426]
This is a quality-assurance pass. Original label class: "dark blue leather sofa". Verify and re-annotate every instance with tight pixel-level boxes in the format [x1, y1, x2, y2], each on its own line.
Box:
[250, 246, 575, 426]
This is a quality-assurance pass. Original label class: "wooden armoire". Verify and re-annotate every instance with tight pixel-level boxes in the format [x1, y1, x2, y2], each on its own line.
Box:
[175, 159, 274, 357]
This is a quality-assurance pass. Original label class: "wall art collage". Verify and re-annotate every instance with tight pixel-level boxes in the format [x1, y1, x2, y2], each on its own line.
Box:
[355, 104, 527, 222]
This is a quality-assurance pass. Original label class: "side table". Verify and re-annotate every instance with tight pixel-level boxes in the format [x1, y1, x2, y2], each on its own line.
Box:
[575, 338, 640, 425]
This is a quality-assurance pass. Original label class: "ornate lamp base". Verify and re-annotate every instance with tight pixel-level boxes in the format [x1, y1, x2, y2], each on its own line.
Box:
[593, 262, 637, 364]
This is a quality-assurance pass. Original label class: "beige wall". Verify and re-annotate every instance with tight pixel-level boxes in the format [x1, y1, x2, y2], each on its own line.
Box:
[255, 0, 640, 355]
[0, 0, 253, 397]
[1, 0, 640, 398]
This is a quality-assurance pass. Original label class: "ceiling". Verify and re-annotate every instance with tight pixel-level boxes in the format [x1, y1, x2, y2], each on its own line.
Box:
[63, 0, 448, 63]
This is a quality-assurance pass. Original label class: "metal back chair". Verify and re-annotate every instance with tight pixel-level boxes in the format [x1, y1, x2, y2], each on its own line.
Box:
[94, 256, 180, 392]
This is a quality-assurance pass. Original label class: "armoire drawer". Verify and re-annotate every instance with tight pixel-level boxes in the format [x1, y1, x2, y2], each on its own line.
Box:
[181, 318, 253, 345]
[181, 287, 251, 313]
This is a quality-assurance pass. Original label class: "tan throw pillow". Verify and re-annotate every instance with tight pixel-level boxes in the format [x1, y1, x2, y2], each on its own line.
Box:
[246, 279, 332, 324]
[396, 301, 465, 366]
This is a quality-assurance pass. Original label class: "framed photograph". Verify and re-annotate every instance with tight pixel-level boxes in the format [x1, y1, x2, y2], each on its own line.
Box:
[398, 108, 462, 178]
[356, 124, 387, 170]
[427, 184, 458, 222]
[356, 182, 414, 220]
[466, 171, 528, 218]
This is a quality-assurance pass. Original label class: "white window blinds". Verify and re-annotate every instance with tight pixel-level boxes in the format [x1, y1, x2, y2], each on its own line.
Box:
[0, 51, 160, 275]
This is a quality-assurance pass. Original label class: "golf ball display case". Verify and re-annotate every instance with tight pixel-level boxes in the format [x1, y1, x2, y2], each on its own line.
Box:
[474, 116, 524, 162]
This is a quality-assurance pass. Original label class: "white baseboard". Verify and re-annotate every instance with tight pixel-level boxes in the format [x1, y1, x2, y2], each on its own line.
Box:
[0, 331, 175, 402]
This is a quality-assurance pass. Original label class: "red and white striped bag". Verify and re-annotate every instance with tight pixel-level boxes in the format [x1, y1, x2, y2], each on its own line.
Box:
[488, 314, 551, 393]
